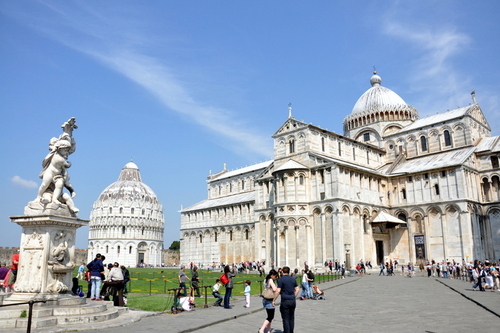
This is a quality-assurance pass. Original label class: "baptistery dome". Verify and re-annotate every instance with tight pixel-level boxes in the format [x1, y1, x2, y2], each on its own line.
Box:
[88, 162, 164, 267]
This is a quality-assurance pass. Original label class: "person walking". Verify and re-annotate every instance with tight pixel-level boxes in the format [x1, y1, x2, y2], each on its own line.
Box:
[273, 266, 299, 333]
[259, 269, 278, 333]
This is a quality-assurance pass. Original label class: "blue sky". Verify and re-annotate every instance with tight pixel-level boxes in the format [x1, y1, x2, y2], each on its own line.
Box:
[1, 1, 499, 250]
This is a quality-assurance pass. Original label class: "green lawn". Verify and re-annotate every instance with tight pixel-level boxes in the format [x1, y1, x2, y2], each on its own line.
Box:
[74, 267, 338, 312]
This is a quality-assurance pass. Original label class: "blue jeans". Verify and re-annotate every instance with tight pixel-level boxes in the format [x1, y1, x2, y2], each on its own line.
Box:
[90, 277, 101, 299]
[213, 291, 222, 306]
[223, 287, 232, 308]
[300, 282, 308, 297]
[307, 282, 313, 298]
[280, 299, 296, 333]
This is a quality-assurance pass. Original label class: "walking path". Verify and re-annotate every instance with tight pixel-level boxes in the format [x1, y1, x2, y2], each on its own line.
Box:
[4, 271, 499, 332]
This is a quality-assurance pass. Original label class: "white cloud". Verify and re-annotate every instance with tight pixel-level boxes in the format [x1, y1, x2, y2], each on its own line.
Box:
[11, 176, 38, 189]
[3, 2, 272, 159]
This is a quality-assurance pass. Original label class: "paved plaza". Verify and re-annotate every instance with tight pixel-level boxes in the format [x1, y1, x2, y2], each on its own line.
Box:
[3, 271, 499, 333]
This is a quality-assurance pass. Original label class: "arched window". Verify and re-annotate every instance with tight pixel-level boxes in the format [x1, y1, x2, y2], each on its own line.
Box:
[117, 245, 120, 254]
[214, 232, 218, 242]
[420, 136, 428, 152]
[245, 229, 249, 240]
[289, 139, 295, 154]
[129, 246, 132, 254]
[109, 207, 113, 214]
[106, 245, 109, 253]
[397, 213, 407, 222]
[119, 207, 123, 214]
[321, 137, 325, 152]
[199, 234, 203, 243]
[444, 130, 452, 146]
[299, 175, 304, 185]
[229, 230, 233, 241]
[122, 226, 126, 234]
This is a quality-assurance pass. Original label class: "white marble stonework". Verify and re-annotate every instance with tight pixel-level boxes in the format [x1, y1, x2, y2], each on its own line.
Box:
[180, 73, 500, 269]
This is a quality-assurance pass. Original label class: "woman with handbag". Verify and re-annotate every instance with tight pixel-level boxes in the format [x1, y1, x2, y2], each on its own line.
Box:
[258, 269, 278, 333]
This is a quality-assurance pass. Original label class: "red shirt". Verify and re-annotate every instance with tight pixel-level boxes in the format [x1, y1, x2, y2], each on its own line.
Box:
[11, 254, 19, 270]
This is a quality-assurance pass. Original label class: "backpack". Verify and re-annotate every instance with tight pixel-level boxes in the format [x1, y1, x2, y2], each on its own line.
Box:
[220, 273, 229, 285]
[307, 271, 314, 281]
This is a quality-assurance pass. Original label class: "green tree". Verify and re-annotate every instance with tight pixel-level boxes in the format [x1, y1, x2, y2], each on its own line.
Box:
[169, 241, 180, 250]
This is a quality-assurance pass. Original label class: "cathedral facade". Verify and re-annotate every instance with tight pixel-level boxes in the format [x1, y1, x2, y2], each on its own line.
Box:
[87, 162, 164, 267]
[180, 73, 500, 269]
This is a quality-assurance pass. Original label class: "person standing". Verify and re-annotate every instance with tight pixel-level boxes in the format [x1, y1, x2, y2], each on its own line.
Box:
[178, 265, 190, 297]
[223, 264, 236, 309]
[259, 269, 278, 333]
[77, 262, 85, 280]
[191, 266, 201, 297]
[273, 266, 299, 333]
[120, 265, 130, 294]
[243, 280, 251, 308]
[87, 253, 104, 300]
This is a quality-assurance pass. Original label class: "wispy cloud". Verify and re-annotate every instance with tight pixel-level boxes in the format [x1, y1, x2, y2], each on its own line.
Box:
[383, 21, 472, 114]
[11, 176, 38, 189]
[3, 2, 272, 159]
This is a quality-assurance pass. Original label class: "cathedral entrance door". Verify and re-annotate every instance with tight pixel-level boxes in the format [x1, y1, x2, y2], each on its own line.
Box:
[375, 240, 384, 265]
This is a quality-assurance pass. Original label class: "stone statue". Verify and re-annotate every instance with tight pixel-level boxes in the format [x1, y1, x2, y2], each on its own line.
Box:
[25, 118, 79, 217]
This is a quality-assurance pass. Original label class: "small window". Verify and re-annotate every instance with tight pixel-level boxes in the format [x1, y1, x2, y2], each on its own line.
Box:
[424, 173, 429, 180]
[242, 180, 245, 190]
[109, 207, 113, 214]
[401, 188, 407, 200]
[320, 192, 326, 200]
[199, 234, 203, 243]
[229, 230, 233, 241]
[407, 176, 413, 182]
[338, 142, 342, 156]
[444, 130, 452, 147]
[106, 245, 109, 253]
[434, 184, 440, 195]
[363, 133, 370, 141]
[299, 175, 304, 185]
[245, 229, 249, 240]
[122, 226, 126, 234]
[321, 137, 325, 152]
[119, 207, 123, 214]
[420, 136, 428, 152]
[289, 139, 295, 154]
[129, 246, 132, 254]
[353, 147, 356, 160]
[397, 213, 407, 222]
[491, 156, 499, 168]
[441, 170, 447, 177]
[214, 232, 218, 242]
[117, 246, 120, 254]
[131, 208, 134, 214]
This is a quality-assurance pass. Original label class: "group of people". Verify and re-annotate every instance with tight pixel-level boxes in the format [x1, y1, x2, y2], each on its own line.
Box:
[0, 253, 19, 293]
[84, 253, 130, 306]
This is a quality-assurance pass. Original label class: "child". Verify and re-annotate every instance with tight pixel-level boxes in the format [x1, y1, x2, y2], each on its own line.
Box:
[212, 279, 223, 306]
[243, 280, 251, 308]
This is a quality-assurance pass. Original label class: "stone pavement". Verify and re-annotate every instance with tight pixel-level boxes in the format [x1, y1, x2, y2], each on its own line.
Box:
[3, 271, 499, 333]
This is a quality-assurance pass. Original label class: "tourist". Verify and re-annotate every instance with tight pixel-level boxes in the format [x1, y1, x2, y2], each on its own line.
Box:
[107, 262, 125, 306]
[379, 262, 385, 276]
[120, 265, 130, 294]
[299, 269, 310, 300]
[223, 264, 236, 309]
[273, 266, 299, 333]
[191, 266, 201, 297]
[212, 279, 223, 306]
[87, 253, 104, 300]
[258, 269, 278, 333]
[243, 280, 251, 308]
[0, 263, 9, 293]
[178, 265, 190, 297]
[77, 262, 85, 280]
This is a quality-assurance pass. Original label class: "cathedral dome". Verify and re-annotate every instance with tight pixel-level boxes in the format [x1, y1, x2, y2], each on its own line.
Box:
[350, 73, 409, 116]
[343, 72, 418, 136]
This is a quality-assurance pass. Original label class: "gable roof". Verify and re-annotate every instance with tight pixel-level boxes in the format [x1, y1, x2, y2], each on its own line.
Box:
[180, 191, 255, 212]
[387, 147, 476, 175]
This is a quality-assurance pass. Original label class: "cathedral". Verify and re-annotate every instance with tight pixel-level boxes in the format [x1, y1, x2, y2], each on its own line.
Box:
[180, 72, 500, 269]
[87, 162, 165, 267]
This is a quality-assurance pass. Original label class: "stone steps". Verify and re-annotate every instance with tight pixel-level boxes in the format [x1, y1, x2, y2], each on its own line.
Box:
[0, 296, 127, 329]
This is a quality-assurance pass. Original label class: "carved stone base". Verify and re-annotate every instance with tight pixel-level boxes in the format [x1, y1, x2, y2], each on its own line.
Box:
[8, 214, 88, 300]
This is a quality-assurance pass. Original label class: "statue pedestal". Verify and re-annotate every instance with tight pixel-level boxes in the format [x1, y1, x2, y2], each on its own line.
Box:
[5, 215, 88, 304]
